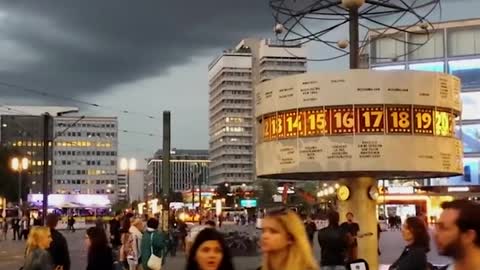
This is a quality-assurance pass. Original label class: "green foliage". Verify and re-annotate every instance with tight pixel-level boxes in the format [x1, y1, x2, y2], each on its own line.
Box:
[171, 192, 183, 202]
[112, 200, 129, 213]
[255, 179, 277, 208]
[214, 184, 230, 199]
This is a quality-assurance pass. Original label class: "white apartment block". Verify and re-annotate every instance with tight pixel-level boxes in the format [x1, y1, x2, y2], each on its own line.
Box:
[52, 116, 118, 202]
[117, 170, 145, 202]
[208, 39, 306, 185]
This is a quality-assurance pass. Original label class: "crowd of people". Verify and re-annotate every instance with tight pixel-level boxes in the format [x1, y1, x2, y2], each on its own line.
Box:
[6, 199, 480, 270]
[0, 214, 42, 241]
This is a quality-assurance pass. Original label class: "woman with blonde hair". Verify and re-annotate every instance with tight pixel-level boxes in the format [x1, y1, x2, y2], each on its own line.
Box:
[259, 208, 319, 270]
[23, 226, 60, 270]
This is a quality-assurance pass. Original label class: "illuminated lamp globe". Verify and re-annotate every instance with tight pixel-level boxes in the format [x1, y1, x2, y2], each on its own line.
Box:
[274, 23, 284, 34]
[337, 40, 349, 49]
[419, 21, 429, 30]
[341, 0, 365, 9]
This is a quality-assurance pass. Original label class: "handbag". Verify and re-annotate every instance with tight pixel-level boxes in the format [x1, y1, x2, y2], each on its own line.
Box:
[147, 233, 162, 270]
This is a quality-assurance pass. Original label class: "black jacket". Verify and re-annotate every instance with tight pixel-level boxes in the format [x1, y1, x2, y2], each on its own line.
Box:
[388, 246, 428, 270]
[318, 225, 348, 266]
[47, 228, 71, 270]
[87, 246, 113, 270]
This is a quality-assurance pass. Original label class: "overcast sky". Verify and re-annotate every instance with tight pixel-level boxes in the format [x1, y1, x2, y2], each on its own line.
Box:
[0, 0, 478, 168]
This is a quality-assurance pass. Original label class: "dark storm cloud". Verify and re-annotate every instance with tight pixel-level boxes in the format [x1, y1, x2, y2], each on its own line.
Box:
[0, 1, 272, 97]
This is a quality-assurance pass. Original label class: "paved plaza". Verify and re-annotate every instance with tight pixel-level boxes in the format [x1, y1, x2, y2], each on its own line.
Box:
[0, 225, 451, 270]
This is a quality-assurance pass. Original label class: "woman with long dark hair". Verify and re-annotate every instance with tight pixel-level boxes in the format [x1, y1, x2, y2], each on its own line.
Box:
[85, 227, 113, 270]
[389, 216, 430, 270]
[185, 228, 234, 270]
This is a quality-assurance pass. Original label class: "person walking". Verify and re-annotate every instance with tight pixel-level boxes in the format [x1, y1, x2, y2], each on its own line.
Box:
[258, 207, 318, 270]
[20, 215, 30, 240]
[109, 214, 122, 248]
[185, 228, 235, 270]
[388, 216, 430, 270]
[340, 212, 360, 262]
[305, 216, 317, 246]
[67, 216, 75, 233]
[2, 217, 9, 241]
[434, 200, 480, 270]
[46, 213, 71, 270]
[119, 216, 132, 268]
[22, 226, 60, 270]
[85, 226, 114, 270]
[141, 218, 167, 270]
[12, 217, 20, 240]
[318, 211, 349, 270]
[126, 218, 144, 270]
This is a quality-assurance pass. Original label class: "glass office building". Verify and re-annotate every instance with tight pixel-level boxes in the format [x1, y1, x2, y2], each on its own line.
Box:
[368, 18, 480, 185]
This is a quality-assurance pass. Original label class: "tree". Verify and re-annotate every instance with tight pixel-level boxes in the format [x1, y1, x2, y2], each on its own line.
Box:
[0, 147, 20, 202]
[255, 179, 277, 208]
[112, 201, 129, 214]
[171, 192, 184, 202]
[214, 184, 229, 199]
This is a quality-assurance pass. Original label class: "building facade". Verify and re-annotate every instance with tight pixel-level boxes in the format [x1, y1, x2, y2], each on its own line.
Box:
[208, 39, 307, 185]
[145, 149, 209, 198]
[0, 115, 53, 194]
[117, 170, 145, 202]
[52, 116, 119, 201]
[367, 18, 480, 186]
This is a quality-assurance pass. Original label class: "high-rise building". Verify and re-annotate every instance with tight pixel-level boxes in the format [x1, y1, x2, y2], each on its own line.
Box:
[366, 18, 480, 186]
[0, 106, 79, 196]
[208, 38, 307, 185]
[0, 115, 53, 194]
[117, 169, 145, 202]
[52, 116, 118, 201]
[145, 149, 209, 198]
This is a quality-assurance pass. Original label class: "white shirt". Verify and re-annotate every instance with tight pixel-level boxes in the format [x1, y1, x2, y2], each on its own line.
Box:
[447, 265, 454, 270]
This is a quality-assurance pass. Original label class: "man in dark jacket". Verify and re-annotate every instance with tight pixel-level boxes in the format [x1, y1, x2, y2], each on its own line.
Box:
[305, 216, 317, 245]
[318, 210, 348, 268]
[109, 214, 122, 247]
[46, 213, 71, 270]
[11, 217, 20, 240]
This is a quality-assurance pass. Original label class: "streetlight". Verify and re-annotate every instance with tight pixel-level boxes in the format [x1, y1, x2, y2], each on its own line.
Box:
[11, 157, 29, 206]
[120, 158, 136, 203]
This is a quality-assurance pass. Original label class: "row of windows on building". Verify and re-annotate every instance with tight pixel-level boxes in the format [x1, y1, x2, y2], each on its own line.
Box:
[372, 26, 480, 63]
[212, 173, 252, 178]
[55, 160, 116, 166]
[55, 141, 114, 148]
[55, 179, 116, 185]
[261, 60, 305, 67]
[55, 189, 115, 195]
[10, 141, 52, 147]
[260, 70, 302, 77]
[210, 75, 252, 88]
[55, 150, 117, 156]
[372, 58, 480, 91]
[55, 131, 117, 138]
[57, 122, 116, 128]
[212, 126, 250, 137]
[210, 90, 252, 105]
[53, 169, 117, 176]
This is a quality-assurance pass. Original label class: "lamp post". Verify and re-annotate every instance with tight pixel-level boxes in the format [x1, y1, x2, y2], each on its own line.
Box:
[11, 157, 29, 206]
[120, 158, 137, 204]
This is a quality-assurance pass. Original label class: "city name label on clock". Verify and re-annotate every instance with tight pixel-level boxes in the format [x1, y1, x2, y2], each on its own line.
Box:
[261, 104, 456, 141]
